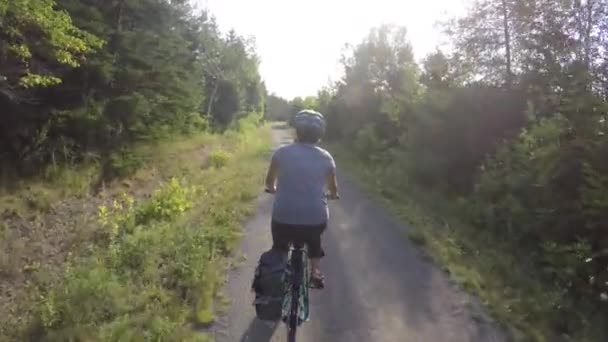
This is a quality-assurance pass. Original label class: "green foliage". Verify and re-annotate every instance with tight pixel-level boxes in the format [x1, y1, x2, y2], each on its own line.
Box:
[212, 80, 241, 127]
[181, 113, 210, 134]
[264, 94, 293, 121]
[0, 0, 103, 90]
[207, 150, 231, 169]
[203, 30, 265, 129]
[407, 228, 427, 246]
[26, 124, 272, 340]
[109, 149, 146, 178]
[98, 193, 136, 239]
[0, 0, 264, 181]
[42, 162, 100, 197]
[136, 178, 194, 223]
[24, 188, 54, 212]
[320, 2, 608, 338]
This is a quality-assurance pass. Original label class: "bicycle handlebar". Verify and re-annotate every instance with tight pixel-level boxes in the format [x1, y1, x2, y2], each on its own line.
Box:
[264, 188, 339, 200]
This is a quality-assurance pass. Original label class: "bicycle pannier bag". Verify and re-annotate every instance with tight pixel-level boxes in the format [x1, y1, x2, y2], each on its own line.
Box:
[251, 248, 288, 321]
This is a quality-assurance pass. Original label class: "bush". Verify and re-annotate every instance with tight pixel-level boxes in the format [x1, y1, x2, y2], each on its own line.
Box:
[24, 188, 54, 212]
[468, 112, 608, 335]
[34, 179, 202, 340]
[109, 149, 145, 178]
[207, 150, 231, 169]
[136, 178, 194, 223]
[181, 112, 210, 133]
[37, 264, 130, 333]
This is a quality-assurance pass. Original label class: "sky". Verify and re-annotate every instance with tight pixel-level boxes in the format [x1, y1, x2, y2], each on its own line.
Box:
[193, 0, 471, 99]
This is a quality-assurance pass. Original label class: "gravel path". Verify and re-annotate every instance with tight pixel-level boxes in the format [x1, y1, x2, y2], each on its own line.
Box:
[212, 126, 508, 342]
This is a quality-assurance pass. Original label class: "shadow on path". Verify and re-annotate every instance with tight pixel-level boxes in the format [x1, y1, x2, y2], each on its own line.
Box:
[239, 318, 279, 342]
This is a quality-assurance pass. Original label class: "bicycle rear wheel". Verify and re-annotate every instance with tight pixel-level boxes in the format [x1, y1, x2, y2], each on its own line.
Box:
[288, 325, 296, 342]
[287, 284, 299, 342]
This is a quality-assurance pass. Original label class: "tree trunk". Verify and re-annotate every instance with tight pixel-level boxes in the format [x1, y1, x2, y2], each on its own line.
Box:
[114, 0, 124, 32]
[501, 0, 513, 87]
[206, 79, 219, 116]
[584, 0, 593, 70]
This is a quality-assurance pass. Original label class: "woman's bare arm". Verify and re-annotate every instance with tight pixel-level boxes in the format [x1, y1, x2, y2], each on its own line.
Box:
[326, 168, 339, 199]
[265, 157, 278, 193]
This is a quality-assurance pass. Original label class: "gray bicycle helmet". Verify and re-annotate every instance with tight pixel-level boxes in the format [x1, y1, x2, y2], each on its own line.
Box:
[292, 110, 326, 142]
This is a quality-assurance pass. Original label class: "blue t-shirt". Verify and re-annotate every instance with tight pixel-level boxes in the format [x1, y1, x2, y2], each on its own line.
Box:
[271, 143, 336, 225]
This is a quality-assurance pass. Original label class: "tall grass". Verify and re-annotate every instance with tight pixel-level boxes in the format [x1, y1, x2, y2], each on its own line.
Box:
[19, 118, 272, 341]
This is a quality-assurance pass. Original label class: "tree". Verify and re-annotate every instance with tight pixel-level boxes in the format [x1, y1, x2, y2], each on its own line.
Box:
[329, 25, 419, 144]
[420, 50, 454, 88]
[315, 13, 608, 337]
[0, 0, 102, 99]
[501, 0, 513, 86]
[264, 94, 292, 121]
[445, 0, 517, 86]
[0, 0, 265, 170]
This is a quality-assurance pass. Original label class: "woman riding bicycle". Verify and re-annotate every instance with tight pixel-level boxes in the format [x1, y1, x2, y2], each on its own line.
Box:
[265, 110, 339, 289]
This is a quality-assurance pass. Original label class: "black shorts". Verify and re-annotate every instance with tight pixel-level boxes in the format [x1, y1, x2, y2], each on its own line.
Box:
[271, 220, 327, 258]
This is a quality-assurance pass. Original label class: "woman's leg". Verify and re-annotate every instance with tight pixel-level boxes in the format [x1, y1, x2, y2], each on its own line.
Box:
[271, 220, 290, 252]
[310, 259, 321, 276]
[305, 223, 326, 287]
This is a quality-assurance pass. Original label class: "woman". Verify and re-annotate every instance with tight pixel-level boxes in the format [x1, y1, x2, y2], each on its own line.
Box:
[264, 110, 339, 289]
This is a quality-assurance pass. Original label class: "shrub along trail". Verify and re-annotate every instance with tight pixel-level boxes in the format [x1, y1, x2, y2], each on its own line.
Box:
[2, 118, 273, 341]
[213, 125, 506, 342]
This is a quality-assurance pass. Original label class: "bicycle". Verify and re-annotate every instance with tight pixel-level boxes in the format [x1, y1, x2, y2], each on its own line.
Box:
[264, 188, 339, 342]
[283, 241, 309, 342]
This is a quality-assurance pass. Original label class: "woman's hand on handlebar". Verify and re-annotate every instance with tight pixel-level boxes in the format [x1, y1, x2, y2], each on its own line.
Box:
[326, 192, 340, 200]
[266, 188, 338, 199]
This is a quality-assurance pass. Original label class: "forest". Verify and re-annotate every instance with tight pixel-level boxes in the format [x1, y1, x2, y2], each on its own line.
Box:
[0, 0, 264, 181]
[304, 0, 608, 339]
[1, 1, 268, 340]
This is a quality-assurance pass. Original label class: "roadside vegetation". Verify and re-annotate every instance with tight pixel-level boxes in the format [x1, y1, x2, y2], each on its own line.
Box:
[2, 115, 272, 340]
[0, 1, 271, 340]
[304, 1, 608, 341]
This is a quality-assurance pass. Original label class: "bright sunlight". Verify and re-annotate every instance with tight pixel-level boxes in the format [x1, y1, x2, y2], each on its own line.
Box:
[197, 0, 471, 99]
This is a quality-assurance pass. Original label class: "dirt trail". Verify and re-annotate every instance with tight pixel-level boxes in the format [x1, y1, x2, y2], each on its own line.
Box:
[212, 125, 507, 342]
